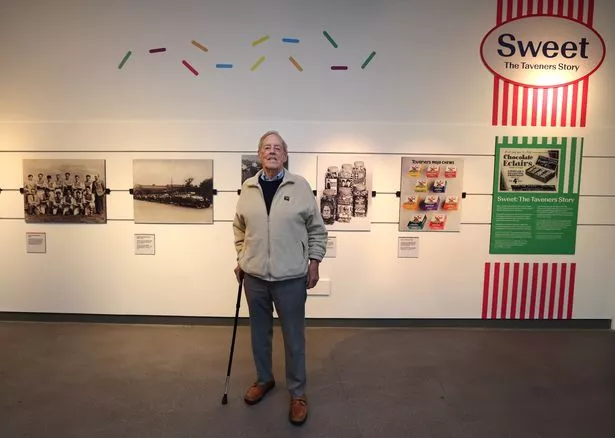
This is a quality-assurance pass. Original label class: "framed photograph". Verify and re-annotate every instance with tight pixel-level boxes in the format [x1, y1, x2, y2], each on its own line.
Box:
[133, 159, 214, 224]
[399, 157, 464, 232]
[22, 159, 107, 224]
[316, 155, 372, 231]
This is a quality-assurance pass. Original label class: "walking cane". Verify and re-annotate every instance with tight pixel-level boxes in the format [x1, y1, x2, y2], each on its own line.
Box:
[221, 277, 243, 405]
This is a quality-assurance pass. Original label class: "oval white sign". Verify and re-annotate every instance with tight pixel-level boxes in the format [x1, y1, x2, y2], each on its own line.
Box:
[480, 16, 605, 87]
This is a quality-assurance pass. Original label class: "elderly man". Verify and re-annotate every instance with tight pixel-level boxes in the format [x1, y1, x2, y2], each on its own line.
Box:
[233, 130, 327, 426]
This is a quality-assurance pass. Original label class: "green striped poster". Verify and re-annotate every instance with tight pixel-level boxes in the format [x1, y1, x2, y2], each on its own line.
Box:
[490, 136, 583, 255]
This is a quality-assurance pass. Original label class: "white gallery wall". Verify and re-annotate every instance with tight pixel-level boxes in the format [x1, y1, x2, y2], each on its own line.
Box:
[0, 0, 613, 325]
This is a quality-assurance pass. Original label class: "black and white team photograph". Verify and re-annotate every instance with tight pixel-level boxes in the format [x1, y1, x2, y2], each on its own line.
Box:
[22, 159, 107, 224]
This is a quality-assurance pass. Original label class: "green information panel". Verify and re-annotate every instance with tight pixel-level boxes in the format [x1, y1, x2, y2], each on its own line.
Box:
[490, 136, 583, 255]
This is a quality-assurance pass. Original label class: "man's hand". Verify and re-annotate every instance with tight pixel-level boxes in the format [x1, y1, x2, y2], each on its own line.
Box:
[234, 264, 244, 283]
[306, 259, 320, 289]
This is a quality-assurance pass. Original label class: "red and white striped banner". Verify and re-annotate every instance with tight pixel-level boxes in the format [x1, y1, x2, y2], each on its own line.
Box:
[482, 262, 577, 319]
[491, 0, 594, 127]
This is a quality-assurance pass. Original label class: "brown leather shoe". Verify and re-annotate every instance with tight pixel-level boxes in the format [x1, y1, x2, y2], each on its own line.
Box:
[289, 396, 308, 426]
[243, 381, 275, 405]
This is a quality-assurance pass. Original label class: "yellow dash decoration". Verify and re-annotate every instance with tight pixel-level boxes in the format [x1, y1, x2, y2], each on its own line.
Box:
[289, 56, 303, 72]
[252, 35, 270, 47]
[191, 40, 208, 52]
[251, 56, 266, 71]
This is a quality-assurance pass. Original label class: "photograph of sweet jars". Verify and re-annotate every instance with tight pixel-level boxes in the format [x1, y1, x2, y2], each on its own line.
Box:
[336, 186, 353, 222]
[352, 161, 366, 186]
[352, 184, 368, 217]
[325, 166, 339, 194]
[338, 164, 353, 189]
[320, 189, 337, 225]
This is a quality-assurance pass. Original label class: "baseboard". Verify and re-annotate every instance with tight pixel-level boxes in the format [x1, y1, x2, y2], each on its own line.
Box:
[0, 312, 611, 329]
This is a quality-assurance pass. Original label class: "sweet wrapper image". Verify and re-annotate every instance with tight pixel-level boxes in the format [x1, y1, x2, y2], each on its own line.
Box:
[415, 179, 428, 192]
[408, 164, 422, 177]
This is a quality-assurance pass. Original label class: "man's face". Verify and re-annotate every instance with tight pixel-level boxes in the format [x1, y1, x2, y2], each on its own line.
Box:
[258, 134, 287, 173]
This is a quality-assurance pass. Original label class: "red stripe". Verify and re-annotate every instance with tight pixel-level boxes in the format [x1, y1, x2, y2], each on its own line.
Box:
[537, 0, 545, 14]
[548, 263, 557, 318]
[587, 0, 594, 26]
[541, 88, 548, 126]
[522, 87, 529, 125]
[506, 0, 513, 20]
[547, 0, 554, 14]
[567, 263, 576, 319]
[531, 88, 539, 126]
[530, 263, 538, 319]
[511, 263, 520, 318]
[520, 263, 529, 319]
[580, 78, 589, 127]
[550, 88, 558, 126]
[492, 78, 500, 125]
[502, 83, 509, 125]
[561, 86, 569, 126]
[528, 0, 534, 15]
[539, 263, 548, 319]
[511, 85, 519, 126]
[492, 263, 501, 318]
[558, 264, 567, 319]
[578, 0, 585, 21]
[482, 263, 491, 319]
[517, 0, 524, 17]
[512, 85, 519, 125]
[567, 0, 574, 17]
[571, 81, 579, 127]
[557, 0, 564, 16]
[497, 0, 504, 23]
[501, 263, 510, 318]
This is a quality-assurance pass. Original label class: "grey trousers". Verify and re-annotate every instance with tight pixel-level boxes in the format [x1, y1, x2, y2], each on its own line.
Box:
[244, 273, 307, 398]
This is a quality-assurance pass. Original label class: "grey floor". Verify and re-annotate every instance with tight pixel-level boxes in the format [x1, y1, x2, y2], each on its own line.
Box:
[0, 322, 613, 438]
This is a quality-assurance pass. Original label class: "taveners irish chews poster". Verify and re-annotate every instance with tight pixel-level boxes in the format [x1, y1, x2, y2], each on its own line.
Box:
[490, 136, 583, 254]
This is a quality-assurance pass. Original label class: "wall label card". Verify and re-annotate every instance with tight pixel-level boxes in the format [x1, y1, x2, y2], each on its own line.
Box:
[324, 236, 337, 258]
[490, 136, 583, 254]
[398, 237, 419, 258]
[135, 234, 156, 255]
[26, 232, 46, 254]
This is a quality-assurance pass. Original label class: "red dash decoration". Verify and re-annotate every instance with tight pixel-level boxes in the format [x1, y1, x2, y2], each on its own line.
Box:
[182, 60, 199, 76]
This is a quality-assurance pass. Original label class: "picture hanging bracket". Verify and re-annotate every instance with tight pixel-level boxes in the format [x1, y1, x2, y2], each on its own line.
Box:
[371, 191, 377, 198]
[129, 188, 134, 195]
[237, 189, 241, 195]
[19, 188, 25, 194]
[213, 189, 218, 195]
[312, 190, 317, 196]
[462, 192, 467, 199]
[105, 188, 111, 195]
[395, 191, 401, 198]
[0, 187, 3, 194]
